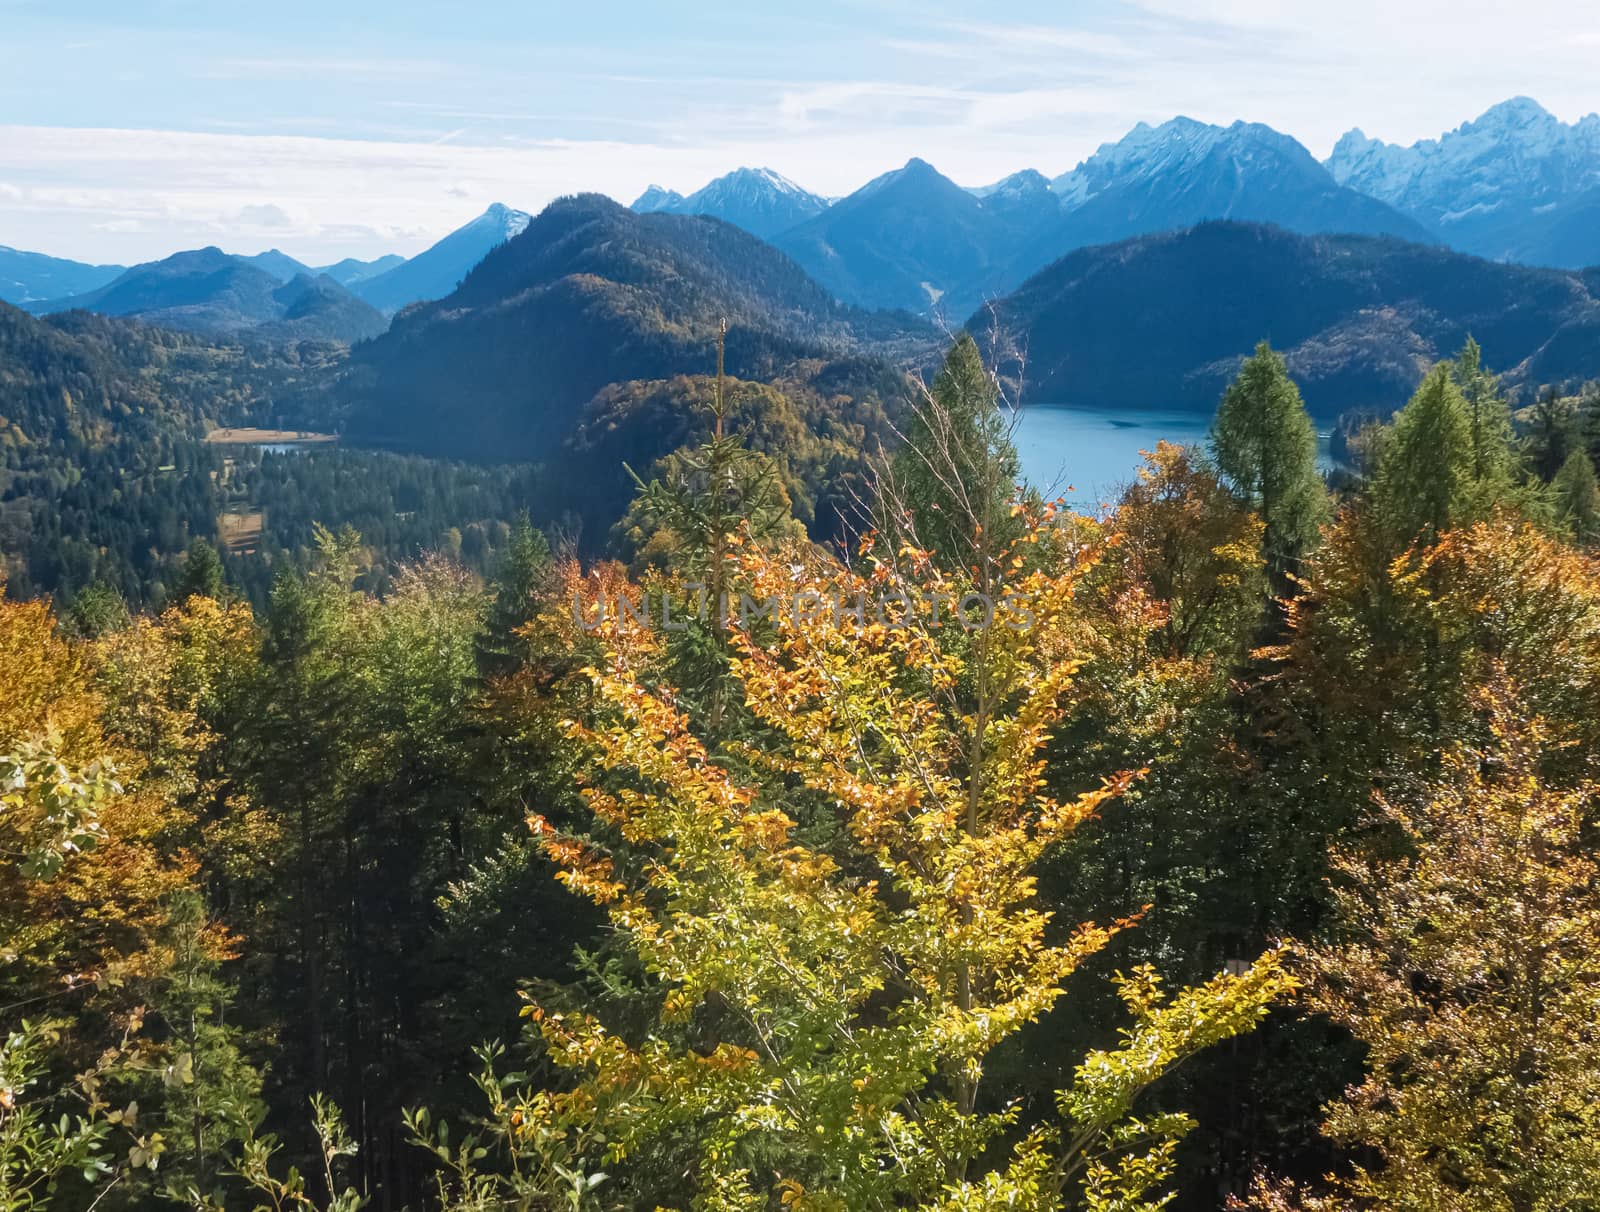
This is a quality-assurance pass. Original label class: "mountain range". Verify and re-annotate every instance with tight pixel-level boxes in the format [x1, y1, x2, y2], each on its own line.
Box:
[9, 204, 534, 343]
[25, 248, 387, 344]
[637, 120, 1429, 316]
[631, 168, 829, 238]
[1327, 96, 1600, 269]
[348, 202, 530, 313]
[0, 247, 126, 305]
[981, 222, 1600, 417]
[304, 193, 922, 534]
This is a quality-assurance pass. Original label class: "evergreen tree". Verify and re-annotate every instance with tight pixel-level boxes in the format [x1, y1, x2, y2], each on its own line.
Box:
[477, 514, 551, 677]
[1373, 365, 1478, 547]
[1554, 447, 1600, 545]
[1448, 336, 1516, 486]
[64, 583, 130, 639]
[1526, 385, 1577, 483]
[1210, 342, 1326, 579]
[623, 321, 800, 734]
[888, 332, 1022, 575]
[150, 891, 263, 1209]
[174, 539, 225, 604]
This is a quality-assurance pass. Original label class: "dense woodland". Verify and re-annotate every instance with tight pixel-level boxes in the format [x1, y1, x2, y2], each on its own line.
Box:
[7, 318, 1600, 1211]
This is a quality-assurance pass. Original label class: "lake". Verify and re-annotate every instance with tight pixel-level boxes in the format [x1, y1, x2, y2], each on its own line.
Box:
[1011, 403, 1214, 503]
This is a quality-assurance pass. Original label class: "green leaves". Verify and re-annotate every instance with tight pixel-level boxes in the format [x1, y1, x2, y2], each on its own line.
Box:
[0, 743, 116, 883]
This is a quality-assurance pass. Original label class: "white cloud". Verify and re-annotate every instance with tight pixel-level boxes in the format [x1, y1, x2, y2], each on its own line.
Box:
[234, 202, 294, 228]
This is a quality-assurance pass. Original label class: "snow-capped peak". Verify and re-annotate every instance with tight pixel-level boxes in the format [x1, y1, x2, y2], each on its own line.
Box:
[630, 185, 685, 213]
[970, 168, 1051, 200]
[1325, 96, 1600, 219]
[1050, 117, 1315, 206]
[631, 167, 828, 238]
[481, 202, 531, 238]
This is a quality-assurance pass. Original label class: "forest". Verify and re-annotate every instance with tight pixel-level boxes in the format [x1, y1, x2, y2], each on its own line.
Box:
[6, 330, 1600, 1212]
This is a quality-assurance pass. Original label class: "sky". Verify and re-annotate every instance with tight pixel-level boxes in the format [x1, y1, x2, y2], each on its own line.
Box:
[3, 0, 1597, 265]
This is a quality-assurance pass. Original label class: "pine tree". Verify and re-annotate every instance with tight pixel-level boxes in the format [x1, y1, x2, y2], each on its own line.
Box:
[1372, 365, 1477, 548]
[1448, 336, 1516, 487]
[1553, 447, 1600, 545]
[478, 514, 551, 677]
[623, 321, 800, 734]
[64, 583, 130, 640]
[173, 539, 225, 604]
[1210, 342, 1326, 579]
[150, 891, 263, 1209]
[887, 332, 1023, 578]
[1526, 386, 1576, 483]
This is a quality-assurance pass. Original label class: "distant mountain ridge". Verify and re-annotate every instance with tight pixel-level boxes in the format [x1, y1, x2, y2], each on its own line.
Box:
[315, 193, 924, 534]
[980, 221, 1600, 418]
[27, 247, 387, 343]
[1326, 96, 1600, 268]
[630, 168, 829, 238]
[0, 247, 125, 305]
[351, 203, 530, 313]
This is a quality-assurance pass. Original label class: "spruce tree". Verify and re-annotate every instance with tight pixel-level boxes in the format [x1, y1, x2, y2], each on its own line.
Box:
[1449, 336, 1516, 487]
[478, 514, 551, 677]
[1210, 342, 1326, 579]
[1554, 447, 1600, 545]
[174, 538, 225, 603]
[886, 333, 1022, 581]
[1526, 385, 1577, 483]
[1373, 365, 1478, 547]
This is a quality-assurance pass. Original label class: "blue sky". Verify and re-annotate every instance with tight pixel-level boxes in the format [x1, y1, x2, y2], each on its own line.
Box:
[3, 0, 1596, 263]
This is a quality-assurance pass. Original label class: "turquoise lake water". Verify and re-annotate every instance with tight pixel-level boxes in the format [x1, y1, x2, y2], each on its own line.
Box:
[1011, 404, 1215, 504]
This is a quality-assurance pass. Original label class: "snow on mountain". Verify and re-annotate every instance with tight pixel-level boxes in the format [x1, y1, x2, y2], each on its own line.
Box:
[630, 185, 684, 213]
[1051, 117, 1325, 205]
[632, 167, 828, 239]
[1325, 97, 1600, 265]
[970, 169, 1056, 204]
[353, 203, 532, 313]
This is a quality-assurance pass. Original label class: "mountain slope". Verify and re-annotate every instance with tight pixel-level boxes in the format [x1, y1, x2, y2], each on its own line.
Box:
[1039, 118, 1430, 258]
[632, 168, 830, 238]
[771, 127, 1424, 319]
[774, 158, 1052, 317]
[0, 246, 125, 305]
[323, 194, 922, 527]
[316, 254, 406, 286]
[29, 248, 387, 343]
[1327, 97, 1600, 267]
[352, 203, 530, 313]
[630, 185, 685, 213]
[241, 249, 315, 282]
[981, 222, 1600, 418]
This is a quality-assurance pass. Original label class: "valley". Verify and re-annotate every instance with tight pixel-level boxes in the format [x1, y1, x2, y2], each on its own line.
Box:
[8, 7, 1600, 1205]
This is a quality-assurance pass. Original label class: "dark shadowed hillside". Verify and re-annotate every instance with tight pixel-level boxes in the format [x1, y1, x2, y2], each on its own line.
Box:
[981, 222, 1600, 417]
[327, 194, 926, 470]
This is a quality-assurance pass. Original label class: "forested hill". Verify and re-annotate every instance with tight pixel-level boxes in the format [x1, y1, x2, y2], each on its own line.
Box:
[313, 193, 927, 489]
[27, 248, 388, 344]
[980, 221, 1600, 416]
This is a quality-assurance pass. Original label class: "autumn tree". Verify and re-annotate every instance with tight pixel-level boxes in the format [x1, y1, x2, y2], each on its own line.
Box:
[416, 506, 1293, 1211]
[1210, 343, 1326, 580]
[1248, 684, 1600, 1211]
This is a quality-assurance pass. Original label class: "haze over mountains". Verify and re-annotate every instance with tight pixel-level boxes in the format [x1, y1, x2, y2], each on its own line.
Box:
[1327, 97, 1600, 269]
[4, 95, 1600, 417]
[982, 222, 1600, 416]
[22, 248, 388, 344]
